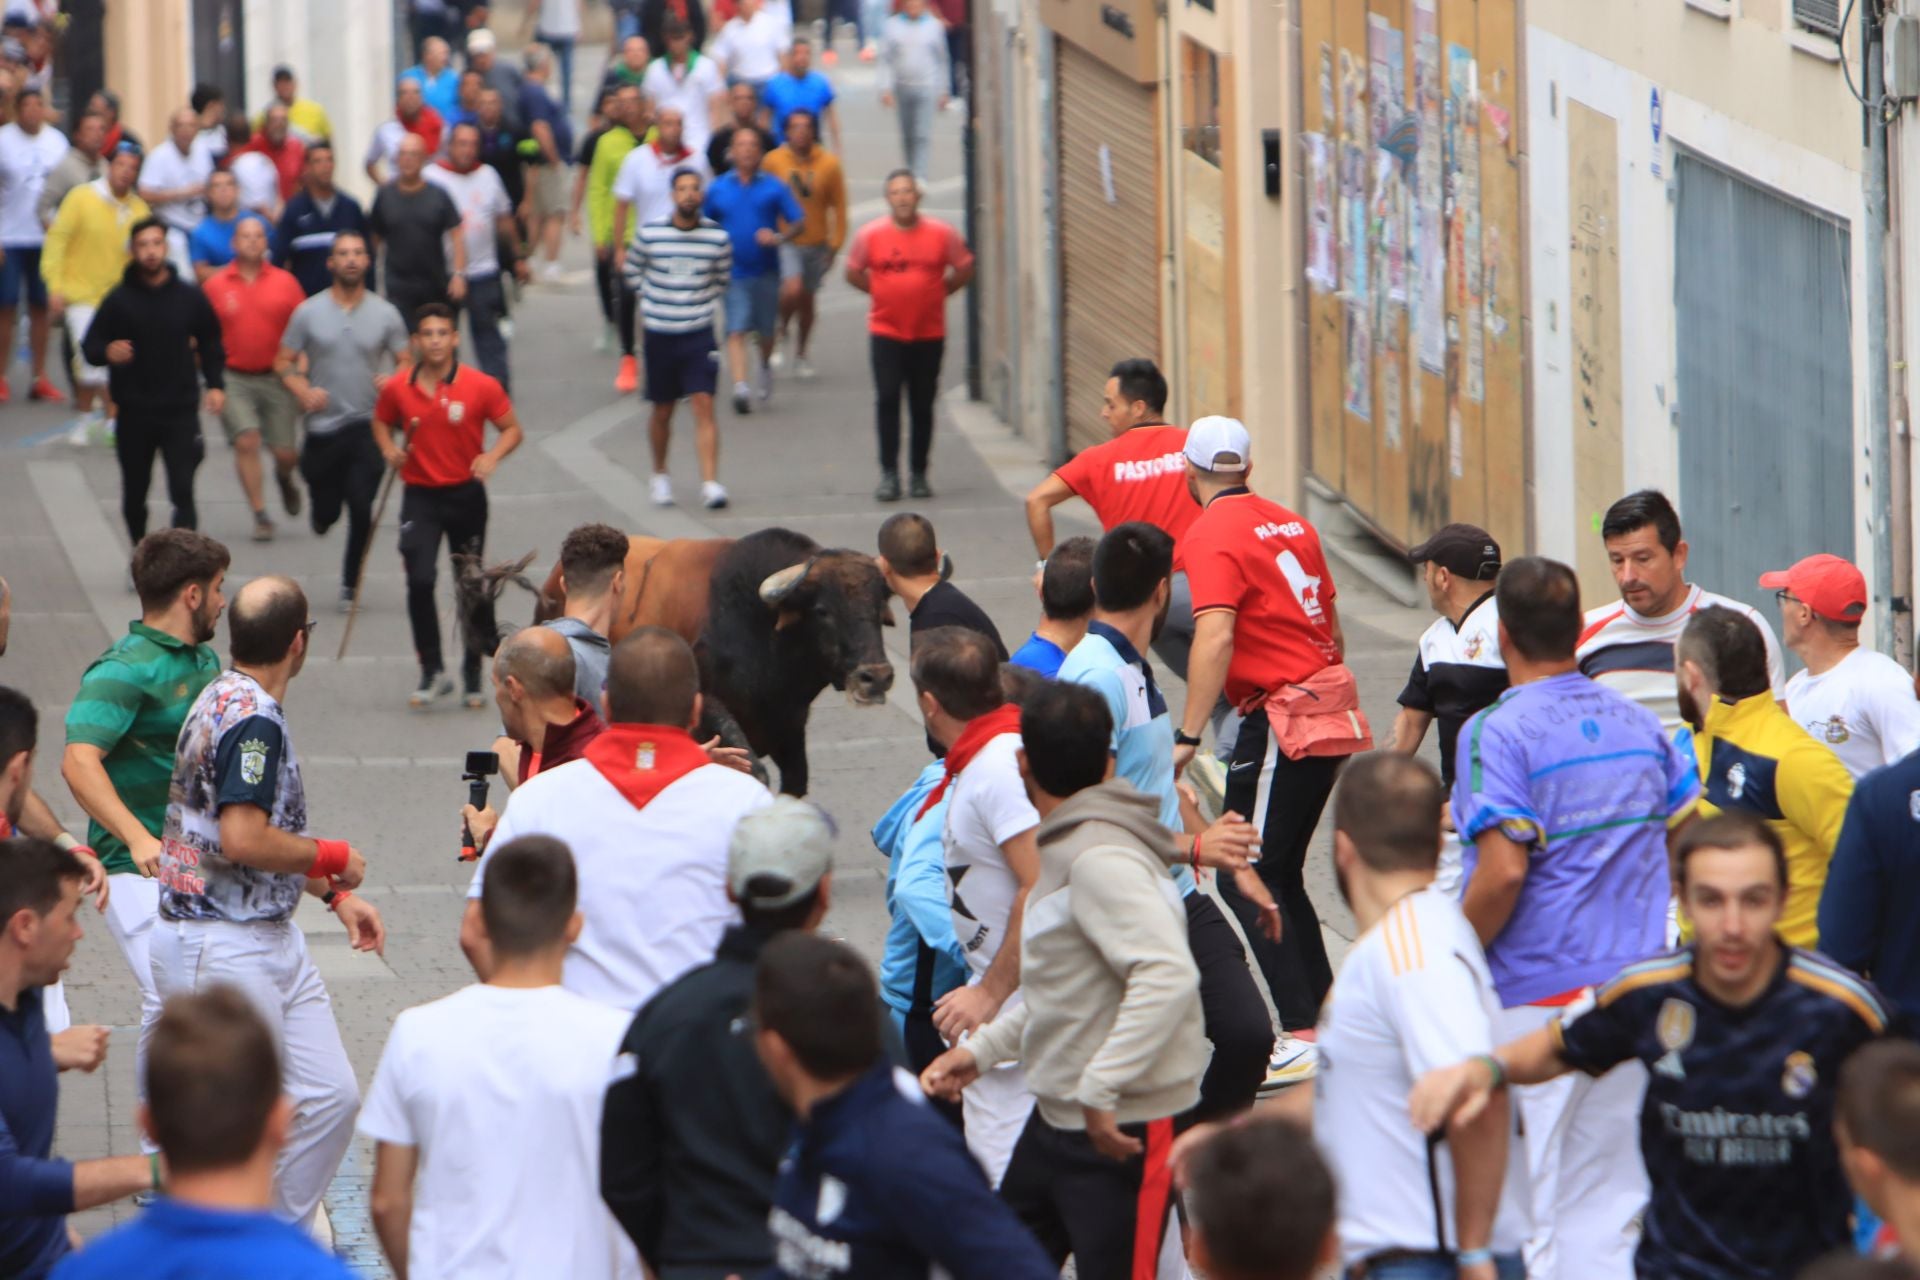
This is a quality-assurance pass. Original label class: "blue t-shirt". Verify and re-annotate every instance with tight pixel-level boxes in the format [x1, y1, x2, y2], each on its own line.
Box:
[401, 64, 462, 120]
[0, 987, 71, 1280]
[703, 171, 804, 278]
[188, 215, 240, 268]
[519, 80, 574, 160]
[50, 1199, 353, 1280]
[1008, 632, 1066, 680]
[1452, 670, 1700, 1006]
[762, 71, 836, 145]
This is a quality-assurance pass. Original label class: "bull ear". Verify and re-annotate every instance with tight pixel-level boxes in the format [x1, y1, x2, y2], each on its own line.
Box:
[774, 607, 804, 631]
[759, 558, 815, 606]
[938, 552, 954, 583]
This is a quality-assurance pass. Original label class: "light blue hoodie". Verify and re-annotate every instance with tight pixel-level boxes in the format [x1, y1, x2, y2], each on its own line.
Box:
[872, 762, 969, 1022]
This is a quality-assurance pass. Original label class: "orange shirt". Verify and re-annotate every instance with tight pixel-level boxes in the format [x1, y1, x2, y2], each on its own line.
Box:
[374, 362, 513, 489]
[846, 214, 972, 342]
[201, 262, 306, 373]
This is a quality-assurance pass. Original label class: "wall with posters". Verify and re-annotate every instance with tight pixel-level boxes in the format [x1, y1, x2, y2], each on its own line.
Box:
[1297, 0, 1526, 560]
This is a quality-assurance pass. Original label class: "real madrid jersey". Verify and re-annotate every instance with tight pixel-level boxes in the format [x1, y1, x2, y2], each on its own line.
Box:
[1553, 947, 1890, 1280]
[1784, 648, 1920, 779]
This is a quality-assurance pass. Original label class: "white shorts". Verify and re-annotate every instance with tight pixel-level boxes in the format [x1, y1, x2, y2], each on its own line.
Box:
[1501, 1004, 1649, 1280]
[962, 1059, 1033, 1189]
[66, 303, 106, 388]
[1435, 830, 1466, 900]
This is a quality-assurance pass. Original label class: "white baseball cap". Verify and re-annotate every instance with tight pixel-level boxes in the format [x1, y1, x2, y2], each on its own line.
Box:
[467, 27, 498, 53]
[728, 797, 835, 909]
[1184, 415, 1251, 472]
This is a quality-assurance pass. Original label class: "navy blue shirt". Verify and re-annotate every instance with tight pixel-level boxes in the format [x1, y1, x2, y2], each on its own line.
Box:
[704, 171, 804, 279]
[0, 986, 73, 1279]
[1554, 946, 1891, 1280]
[273, 189, 370, 297]
[50, 1198, 353, 1279]
[1819, 748, 1920, 1023]
[768, 1063, 1054, 1279]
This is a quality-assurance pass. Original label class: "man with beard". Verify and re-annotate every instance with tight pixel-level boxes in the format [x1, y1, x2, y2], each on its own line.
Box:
[61, 530, 228, 1104]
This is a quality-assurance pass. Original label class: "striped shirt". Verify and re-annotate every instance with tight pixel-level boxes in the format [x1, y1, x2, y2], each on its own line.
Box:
[64, 623, 222, 876]
[1576, 584, 1787, 736]
[623, 216, 732, 334]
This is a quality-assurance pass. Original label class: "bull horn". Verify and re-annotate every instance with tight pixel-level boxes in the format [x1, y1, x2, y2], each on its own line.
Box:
[759, 556, 819, 605]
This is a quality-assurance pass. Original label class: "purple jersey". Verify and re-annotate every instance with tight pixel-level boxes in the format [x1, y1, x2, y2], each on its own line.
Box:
[1451, 671, 1700, 1006]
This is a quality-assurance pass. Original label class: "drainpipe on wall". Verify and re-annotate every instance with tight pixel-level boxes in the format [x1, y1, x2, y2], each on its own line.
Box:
[1891, 88, 1915, 665]
[1040, 28, 1067, 465]
[1868, 0, 1901, 656]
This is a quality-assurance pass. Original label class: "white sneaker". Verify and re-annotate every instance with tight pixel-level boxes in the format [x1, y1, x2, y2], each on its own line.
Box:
[594, 325, 615, 354]
[650, 473, 674, 506]
[1258, 1033, 1318, 1094]
[796, 357, 816, 380]
[539, 260, 564, 283]
[756, 366, 774, 402]
[768, 348, 787, 370]
[701, 480, 730, 509]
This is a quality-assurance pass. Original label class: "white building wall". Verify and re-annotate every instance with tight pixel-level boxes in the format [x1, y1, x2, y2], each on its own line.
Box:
[242, 0, 396, 205]
[1525, 26, 1870, 575]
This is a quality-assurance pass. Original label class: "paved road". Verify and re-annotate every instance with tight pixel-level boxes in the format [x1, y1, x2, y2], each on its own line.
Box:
[7, 43, 1437, 1275]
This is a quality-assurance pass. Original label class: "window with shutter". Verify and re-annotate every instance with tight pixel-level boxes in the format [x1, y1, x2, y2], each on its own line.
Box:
[1792, 0, 1843, 38]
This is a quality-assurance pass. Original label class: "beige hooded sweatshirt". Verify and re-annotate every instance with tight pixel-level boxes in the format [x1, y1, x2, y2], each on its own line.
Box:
[966, 778, 1209, 1129]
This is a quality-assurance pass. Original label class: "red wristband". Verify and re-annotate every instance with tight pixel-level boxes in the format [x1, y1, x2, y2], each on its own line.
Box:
[326, 888, 352, 913]
[308, 839, 350, 880]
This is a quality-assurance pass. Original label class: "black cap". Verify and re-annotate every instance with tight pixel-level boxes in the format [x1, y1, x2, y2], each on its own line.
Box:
[273, 64, 296, 82]
[1409, 523, 1501, 580]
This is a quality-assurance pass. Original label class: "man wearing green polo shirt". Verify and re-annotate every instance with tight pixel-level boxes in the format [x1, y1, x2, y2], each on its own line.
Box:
[61, 529, 228, 1085]
[588, 85, 646, 366]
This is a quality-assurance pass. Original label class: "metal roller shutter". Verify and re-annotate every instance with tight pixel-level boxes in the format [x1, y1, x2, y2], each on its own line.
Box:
[1056, 39, 1160, 455]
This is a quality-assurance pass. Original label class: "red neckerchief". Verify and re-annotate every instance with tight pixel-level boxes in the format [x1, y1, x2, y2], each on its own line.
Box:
[583, 723, 710, 811]
[652, 141, 692, 163]
[0, 814, 11, 838]
[916, 703, 1022, 819]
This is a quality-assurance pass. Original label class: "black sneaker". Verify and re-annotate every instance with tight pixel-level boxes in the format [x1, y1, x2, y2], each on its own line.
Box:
[909, 473, 933, 499]
[277, 469, 303, 518]
[874, 471, 903, 502]
[409, 670, 454, 709]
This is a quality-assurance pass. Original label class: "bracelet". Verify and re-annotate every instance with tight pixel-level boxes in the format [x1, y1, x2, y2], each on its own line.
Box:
[148, 1151, 162, 1193]
[1474, 1052, 1506, 1090]
[324, 888, 351, 913]
[1456, 1248, 1495, 1267]
[308, 839, 350, 880]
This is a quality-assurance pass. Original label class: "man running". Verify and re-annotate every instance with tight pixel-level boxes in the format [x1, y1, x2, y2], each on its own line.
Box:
[642, 19, 728, 168]
[1023, 359, 1200, 672]
[1414, 812, 1891, 1280]
[186, 170, 245, 283]
[276, 231, 412, 613]
[763, 107, 847, 379]
[369, 132, 465, 329]
[42, 140, 149, 424]
[609, 106, 711, 396]
[705, 128, 800, 416]
[847, 169, 972, 501]
[626, 167, 733, 508]
[274, 143, 369, 298]
[150, 575, 384, 1232]
[136, 109, 214, 277]
[203, 215, 306, 542]
[763, 36, 842, 150]
[0, 86, 69, 403]
[426, 121, 522, 390]
[1577, 489, 1785, 734]
[374, 303, 523, 708]
[81, 217, 226, 542]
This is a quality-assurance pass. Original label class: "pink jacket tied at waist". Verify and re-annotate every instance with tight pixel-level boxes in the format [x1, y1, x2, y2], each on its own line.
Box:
[1242, 663, 1374, 761]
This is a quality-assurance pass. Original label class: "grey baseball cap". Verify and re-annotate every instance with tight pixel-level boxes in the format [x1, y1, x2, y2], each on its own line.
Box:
[728, 797, 835, 909]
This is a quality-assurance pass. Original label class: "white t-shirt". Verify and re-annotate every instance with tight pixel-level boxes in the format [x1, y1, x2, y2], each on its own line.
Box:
[1784, 647, 1920, 778]
[230, 150, 280, 215]
[642, 55, 728, 157]
[1314, 888, 1532, 1266]
[1577, 583, 1787, 735]
[713, 11, 789, 83]
[943, 733, 1039, 979]
[0, 122, 66, 245]
[424, 162, 512, 278]
[357, 983, 639, 1280]
[612, 142, 712, 232]
[471, 757, 772, 1010]
[536, 0, 582, 38]
[138, 138, 217, 232]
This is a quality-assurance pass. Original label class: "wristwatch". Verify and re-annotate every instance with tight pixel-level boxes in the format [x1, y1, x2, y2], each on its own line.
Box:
[1173, 729, 1203, 748]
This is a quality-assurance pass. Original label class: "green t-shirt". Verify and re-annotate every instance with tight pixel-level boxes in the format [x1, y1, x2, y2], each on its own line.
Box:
[588, 124, 641, 247]
[64, 622, 221, 875]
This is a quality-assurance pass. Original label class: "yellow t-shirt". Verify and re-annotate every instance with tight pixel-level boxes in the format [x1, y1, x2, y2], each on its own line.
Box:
[762, 145, 848, 251]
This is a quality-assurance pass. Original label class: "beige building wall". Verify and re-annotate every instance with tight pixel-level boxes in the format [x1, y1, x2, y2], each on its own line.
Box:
[105, 0, 192, 144]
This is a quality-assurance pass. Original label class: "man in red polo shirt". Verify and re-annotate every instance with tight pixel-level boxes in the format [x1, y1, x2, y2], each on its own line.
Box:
[846, 168, 974, 503]
[202, 215, 308, 542]
[1173, 415, 1346, 1036]
[1022, 356, 1202, 675]
[373, 303, 525, 710]
[242, 103, 306, 204]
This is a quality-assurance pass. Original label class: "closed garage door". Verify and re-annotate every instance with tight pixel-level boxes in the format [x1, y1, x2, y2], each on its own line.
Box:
[1057, 38, 1160, 455]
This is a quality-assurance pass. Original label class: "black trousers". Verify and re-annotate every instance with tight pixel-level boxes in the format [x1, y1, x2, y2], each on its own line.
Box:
[999, 1110, 1182, 1279]
[301, 420, 384, 592]
[398, 480, 493, 680]
[1187, 892, 1274, 1120]
[115, 410, 204, 541]
[946, 24, 971, 98]
[385, 277, 447, 332]
[871, 335, 943, 476]
[1214, 707, 1342, 1030]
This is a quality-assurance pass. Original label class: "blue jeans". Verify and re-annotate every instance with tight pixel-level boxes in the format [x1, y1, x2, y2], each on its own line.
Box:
[1360, 1255, 1525, 1280]
[896, 86, 937, 180]
[461, 272, 511, 391]
[725, 273, 780, 339]
[540, 33, 576, 114]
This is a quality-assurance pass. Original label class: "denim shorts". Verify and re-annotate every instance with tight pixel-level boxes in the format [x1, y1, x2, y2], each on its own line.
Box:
[0, 244, 46, 308]
[725, 272, 780, 338]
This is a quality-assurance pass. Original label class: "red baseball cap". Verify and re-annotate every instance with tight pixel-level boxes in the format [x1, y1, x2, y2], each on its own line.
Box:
[1758, 554, 1868, 623]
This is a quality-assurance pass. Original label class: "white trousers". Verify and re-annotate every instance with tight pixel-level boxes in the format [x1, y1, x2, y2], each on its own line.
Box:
[1501, 1005, 1648, 1280]
[962, 1060, 1034, 1190]
[149, 916, 360, 1230]
[105, 872, 163, 1100]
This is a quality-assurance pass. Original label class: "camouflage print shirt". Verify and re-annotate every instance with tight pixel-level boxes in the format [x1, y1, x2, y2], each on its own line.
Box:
[159, 670, 310, 924]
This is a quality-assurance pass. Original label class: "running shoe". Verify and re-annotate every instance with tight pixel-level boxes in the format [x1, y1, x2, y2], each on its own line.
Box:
[251, 512, 275, 542]
[796, 357, 816, 380]
[874, 470, 902, 502]
[277, 470, 303, 517]
[464, 689, 488, 709]
[28, 376, 64, 403]
[732, 380, 753, 414]
[859, 41, 877, 61]
[650, 472, 674, 506]
[615, 354, 639, 394]
[409, 670, 454, 709]
[821, 47, 839, 65]
[1257, 1033, 1319, 1094]
[337, 585, 356, 614]
[702, 480, 730, 509]
[1186, 753, 1229, 817]
[756, 365, 774, 402]
[909, 473, 932, 499]
[768, 347, 786, 370]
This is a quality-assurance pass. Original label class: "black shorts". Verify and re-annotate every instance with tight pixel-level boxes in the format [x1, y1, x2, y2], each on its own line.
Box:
[643, 327, 719, 404]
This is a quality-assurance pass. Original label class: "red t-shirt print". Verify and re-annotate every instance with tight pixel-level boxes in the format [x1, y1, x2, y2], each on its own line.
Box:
[375, 364, 513, 489]
[1052, 424, 1202, 570]
[1183, 491, 1341, 706]
[847, 215, 973, 343]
